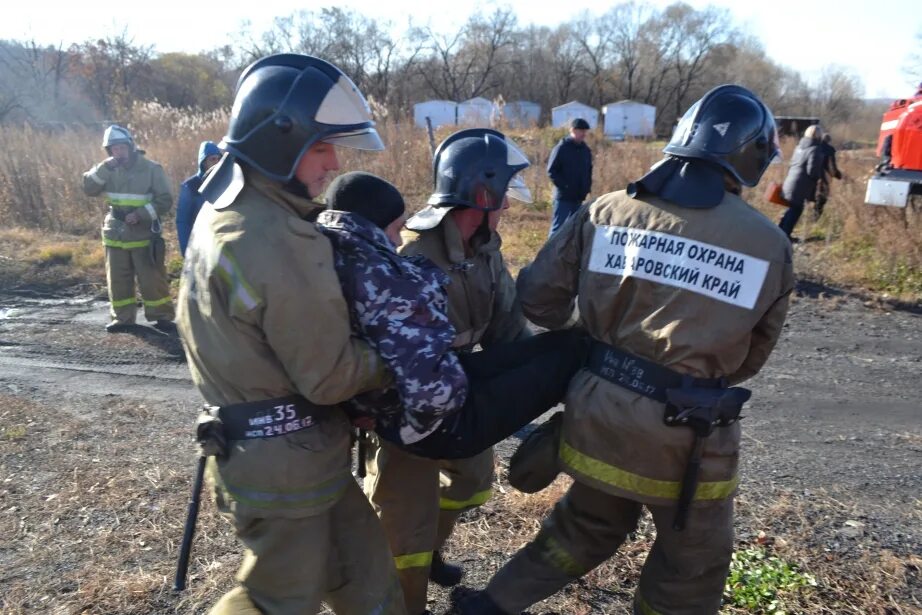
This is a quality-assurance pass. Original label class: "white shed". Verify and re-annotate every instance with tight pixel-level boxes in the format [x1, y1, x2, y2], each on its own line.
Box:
[551, 101, 599, 130]
[497, 101, 541, 128]
[457, 97, 496, 126]
[602, 100, 656, 140]
[413, 100, 457, 130]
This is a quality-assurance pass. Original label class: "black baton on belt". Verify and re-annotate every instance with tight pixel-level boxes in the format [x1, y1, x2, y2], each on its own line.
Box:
[174, 455, 206, 591]
[673, 435, 706, 531]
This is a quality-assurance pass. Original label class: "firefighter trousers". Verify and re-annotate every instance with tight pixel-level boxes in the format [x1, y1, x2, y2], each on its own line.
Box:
[209, 479, 407, 615]
[484, 480, 734, 615]
[105, 239, 174, 324]
[364, 439, 494, 614]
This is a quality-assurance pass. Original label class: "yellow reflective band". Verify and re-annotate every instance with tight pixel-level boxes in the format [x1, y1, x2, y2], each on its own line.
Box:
[105, 192, 153, 207]
[393, 551, 433, 570]
[143, 296, 172, 307]
[216, 246, 261, 311]
[111, 297, 136, 308]
[635, 591, 663, 615]
[439, 488, 492, 511]
[538, 534, 585, 577]
[103, 237, 151, 249]
[559, 440, 738, 501]
[223, 470, 351, 510]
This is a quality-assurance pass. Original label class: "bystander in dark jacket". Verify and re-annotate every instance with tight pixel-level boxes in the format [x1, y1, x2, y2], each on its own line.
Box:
[176, 141, 221, 255]
[547, 118, 593, 236]
[813, 133, 844, 218]
[779, 125, 824, 238]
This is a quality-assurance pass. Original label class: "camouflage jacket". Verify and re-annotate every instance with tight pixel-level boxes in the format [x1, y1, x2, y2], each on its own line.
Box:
[316, 210, 469, 444]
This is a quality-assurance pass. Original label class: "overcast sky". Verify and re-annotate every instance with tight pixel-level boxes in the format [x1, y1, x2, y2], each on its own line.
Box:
[6, 0, 920, 99]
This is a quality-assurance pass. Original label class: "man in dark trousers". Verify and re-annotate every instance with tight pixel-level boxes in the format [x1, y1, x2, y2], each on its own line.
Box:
[547, 118, 593, 236]
[778, 124, 824, 239]
[813, 133, 843, 219]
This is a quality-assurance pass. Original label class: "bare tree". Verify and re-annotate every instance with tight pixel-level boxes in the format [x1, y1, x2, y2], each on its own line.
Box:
[571, 11, 617, 107]
[610, 2, 656, 101]
[545, 24, 584, 104]
[418, 8, 517, 100]
[68, 30, 153, 117]
[659, 3, 736, 119]
[813, 65, 864, 125]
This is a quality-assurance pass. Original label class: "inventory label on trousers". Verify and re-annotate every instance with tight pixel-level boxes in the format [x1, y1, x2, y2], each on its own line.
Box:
[587, 225, 769, 309]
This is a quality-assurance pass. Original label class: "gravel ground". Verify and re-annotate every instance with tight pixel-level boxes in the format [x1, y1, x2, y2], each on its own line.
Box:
[0, 280, 919, 614]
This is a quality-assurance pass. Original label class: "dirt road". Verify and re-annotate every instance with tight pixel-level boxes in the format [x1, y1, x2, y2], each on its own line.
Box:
[0, 282, 919, 613]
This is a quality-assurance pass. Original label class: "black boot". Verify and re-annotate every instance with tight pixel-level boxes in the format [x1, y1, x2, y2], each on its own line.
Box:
[429, 550, 463, 587]
[153, 320, 177, 335]
[105, 321, 135, 333]
[457, 591, 510, 615]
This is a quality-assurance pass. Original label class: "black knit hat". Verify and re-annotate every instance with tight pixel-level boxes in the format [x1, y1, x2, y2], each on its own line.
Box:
[325, 171, 406, 229]
[570, 118, 590, 130]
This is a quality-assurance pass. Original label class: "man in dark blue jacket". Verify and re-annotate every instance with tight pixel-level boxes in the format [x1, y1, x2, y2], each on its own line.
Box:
[547, 118, 593, 236]
[176, 141, 221, 255]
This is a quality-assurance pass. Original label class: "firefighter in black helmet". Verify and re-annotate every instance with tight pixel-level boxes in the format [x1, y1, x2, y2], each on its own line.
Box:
[461, 84, 794, 615]
[363, 128, 533, 615]
[176, 54, 406, 615]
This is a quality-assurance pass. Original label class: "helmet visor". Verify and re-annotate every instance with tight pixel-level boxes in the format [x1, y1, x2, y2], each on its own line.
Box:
[503, 136, 532, 202]
[770, 123, 782, 163]
[506, 173, 533, 203]
[323, 128, 385, 151]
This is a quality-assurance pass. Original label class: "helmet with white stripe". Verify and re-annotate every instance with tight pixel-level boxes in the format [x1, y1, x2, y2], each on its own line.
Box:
[664, 84, 780, 187]
[221, 54, 384, 182]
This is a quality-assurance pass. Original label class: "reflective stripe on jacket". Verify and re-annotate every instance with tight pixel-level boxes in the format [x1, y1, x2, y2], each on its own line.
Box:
[517, 190, 794, 506]
[83, 153, 173, 247]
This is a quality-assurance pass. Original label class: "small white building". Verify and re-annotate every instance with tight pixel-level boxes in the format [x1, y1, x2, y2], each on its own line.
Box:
[413, 100, 457, 130]
[551, 101, 599, 130]
[457, 97, 497, 126]
[496, 101, 541, 128]
[602, 100, 656, 140]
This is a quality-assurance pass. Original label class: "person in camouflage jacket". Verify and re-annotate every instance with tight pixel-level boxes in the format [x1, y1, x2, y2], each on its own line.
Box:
[318, 207, 468, 444]
[317, 172, 588, 459]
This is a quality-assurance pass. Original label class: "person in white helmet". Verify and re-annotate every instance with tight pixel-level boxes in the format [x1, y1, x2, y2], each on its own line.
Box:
[82, 125, 175, 333]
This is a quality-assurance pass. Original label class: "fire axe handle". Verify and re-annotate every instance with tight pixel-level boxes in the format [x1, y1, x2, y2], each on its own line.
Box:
[174, 455, 207, 591]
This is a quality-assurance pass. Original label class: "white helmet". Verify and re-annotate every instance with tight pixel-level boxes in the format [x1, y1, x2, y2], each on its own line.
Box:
[102, 124, 135, 153]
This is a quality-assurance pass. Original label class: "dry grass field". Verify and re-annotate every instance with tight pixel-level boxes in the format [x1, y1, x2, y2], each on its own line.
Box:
[1, 103, 920, 299]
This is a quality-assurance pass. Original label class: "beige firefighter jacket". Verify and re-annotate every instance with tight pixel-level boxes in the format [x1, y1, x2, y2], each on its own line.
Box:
[83, 152, 173, 249]
[400, 215, 528, 350]
[177, 170, 390, 519]
[517, 189, 794, 507]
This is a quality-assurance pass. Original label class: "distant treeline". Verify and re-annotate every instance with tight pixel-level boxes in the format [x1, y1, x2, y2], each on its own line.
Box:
[0, 2, 890, 132]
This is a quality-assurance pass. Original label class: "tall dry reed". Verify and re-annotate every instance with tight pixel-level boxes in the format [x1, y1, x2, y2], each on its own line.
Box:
[2, 105, 919, 296]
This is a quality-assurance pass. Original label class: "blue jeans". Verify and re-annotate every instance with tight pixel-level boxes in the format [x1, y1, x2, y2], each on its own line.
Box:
[549, 199, 581, 236]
